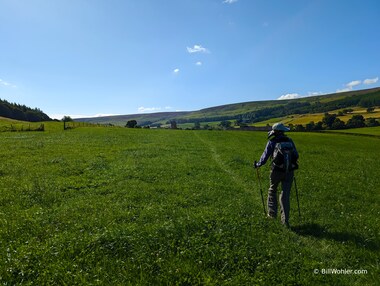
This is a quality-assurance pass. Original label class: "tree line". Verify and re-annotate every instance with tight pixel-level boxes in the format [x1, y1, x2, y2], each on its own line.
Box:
[0, 99, 51, 122]
[291, 112, 379, 132]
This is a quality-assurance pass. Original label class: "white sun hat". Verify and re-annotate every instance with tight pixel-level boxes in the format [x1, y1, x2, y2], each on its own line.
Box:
[267, 122, 290, 138]
[272, 122, 290, 132]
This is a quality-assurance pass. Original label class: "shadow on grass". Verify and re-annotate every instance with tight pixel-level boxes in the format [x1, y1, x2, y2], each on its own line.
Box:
[292, 223, 379, 251]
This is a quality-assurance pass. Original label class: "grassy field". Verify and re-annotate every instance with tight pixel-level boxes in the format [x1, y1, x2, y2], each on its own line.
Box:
[0, 127, 378, 285]
[326, 126, 380, 136]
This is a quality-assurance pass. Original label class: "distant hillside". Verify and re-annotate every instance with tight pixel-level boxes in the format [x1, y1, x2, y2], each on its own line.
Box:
[76, 111, 190, 127]
[76, 87, 380, 127]
[0, 98, 51, 122]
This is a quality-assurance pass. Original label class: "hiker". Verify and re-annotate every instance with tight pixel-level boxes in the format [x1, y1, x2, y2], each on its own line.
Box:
[254, 123, 299, 228]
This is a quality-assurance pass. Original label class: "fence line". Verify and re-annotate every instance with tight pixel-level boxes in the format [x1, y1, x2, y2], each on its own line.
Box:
[64, 121, 114, 130]
[0, 124, 44, 132]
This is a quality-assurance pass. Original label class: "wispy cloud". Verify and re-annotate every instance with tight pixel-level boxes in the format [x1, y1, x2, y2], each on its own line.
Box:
[336, 87, 352, 93]
[277, 93, 301, 100]
[307, 91, 324, 97]
[187, 45, 210, 54]
[280, 76, 378, 99]
[363, 77, 378, 85]
[138, 107, 162, 113]
[138, 106, 173, 113]
[173, 68, 180, 74]
[0, 79, 17, 88]
[223, 0, 238, 4]
[195, 61, 202, 66]
[337, 77, 378, 92]
[278, 91, 325, 100]
[346, 80, 361, 88]
[337, 79, 362, 93]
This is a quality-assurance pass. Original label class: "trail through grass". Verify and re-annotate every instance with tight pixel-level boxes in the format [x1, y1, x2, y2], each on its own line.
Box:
[0, 128, 378, 285]
[193, 132, 252, 194]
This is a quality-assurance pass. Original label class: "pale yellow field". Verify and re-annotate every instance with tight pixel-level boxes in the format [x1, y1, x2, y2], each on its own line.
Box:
[253, 107, 380, 126]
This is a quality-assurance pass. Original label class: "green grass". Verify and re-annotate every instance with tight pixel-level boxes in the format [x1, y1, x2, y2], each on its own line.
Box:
[0, 128, 378, 285]
[327, 126, 380, 136]
[0, 117, 63, 132]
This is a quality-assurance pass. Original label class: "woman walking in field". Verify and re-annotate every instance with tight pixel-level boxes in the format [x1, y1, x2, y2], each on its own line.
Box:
[254, 123, 299, 228]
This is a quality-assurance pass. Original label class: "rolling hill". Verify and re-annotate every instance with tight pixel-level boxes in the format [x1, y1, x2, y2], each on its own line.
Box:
[75, 87, 380, 127]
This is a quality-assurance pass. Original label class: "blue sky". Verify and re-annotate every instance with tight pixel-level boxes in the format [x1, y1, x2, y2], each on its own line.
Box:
[1, 0, 379, 119]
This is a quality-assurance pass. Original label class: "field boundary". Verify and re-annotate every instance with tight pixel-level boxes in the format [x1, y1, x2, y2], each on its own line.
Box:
[0, 123, 45, 132]
[316, 130, 380, 139]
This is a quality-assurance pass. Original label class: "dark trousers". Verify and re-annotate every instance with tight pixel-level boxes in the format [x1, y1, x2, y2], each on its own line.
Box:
[268, 170, 294, 224]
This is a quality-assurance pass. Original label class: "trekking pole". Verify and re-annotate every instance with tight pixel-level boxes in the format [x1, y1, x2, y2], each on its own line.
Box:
[294, 176, 301, 219]
[255, 161, 267, 216]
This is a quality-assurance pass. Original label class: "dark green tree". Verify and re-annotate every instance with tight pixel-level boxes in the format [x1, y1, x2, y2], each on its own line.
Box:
[62, 116, 73, 122]
[321, 113, 337, 129]
[219, 120, 232, 129]
[331, 118, 346, 129]
[305, 121, 315, 131]
[170, 120, 177, 129]
[194, 121, 201, 130]
[346, 115, 365, 128]
[126, 120, 138, 128]
[367, 107, 375, 113]
[365, 118, 379, 127]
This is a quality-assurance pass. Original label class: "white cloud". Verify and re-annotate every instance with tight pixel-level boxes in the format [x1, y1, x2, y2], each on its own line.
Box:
[0, 79, 17, 88]
[277, 91, 324, 100]
[363, 77, 378, 85]
[336, 79, 362, 93]
[277, 93, 301, 100]
[346, 80, 361, 88]
[187, 45, 210, 54]
[138, 106, 173, 113]
[49, 114, 70, 120]
[195, 61, 202, 66]
[223, 0, 238, 3]
[173, 68, 180, 74]
[336, 88, 352, 93]
[307, 91, 324, 96]
[0, 79, 10, 86]
[138, 107, 162, 113]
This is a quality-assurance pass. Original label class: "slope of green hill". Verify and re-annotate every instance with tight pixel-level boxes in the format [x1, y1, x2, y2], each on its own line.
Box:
[76, 87, 380, 127]
[0, 117, 67, 132]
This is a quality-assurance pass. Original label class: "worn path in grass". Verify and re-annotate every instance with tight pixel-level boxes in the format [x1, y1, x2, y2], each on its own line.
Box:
[193, 131, 252, 193]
